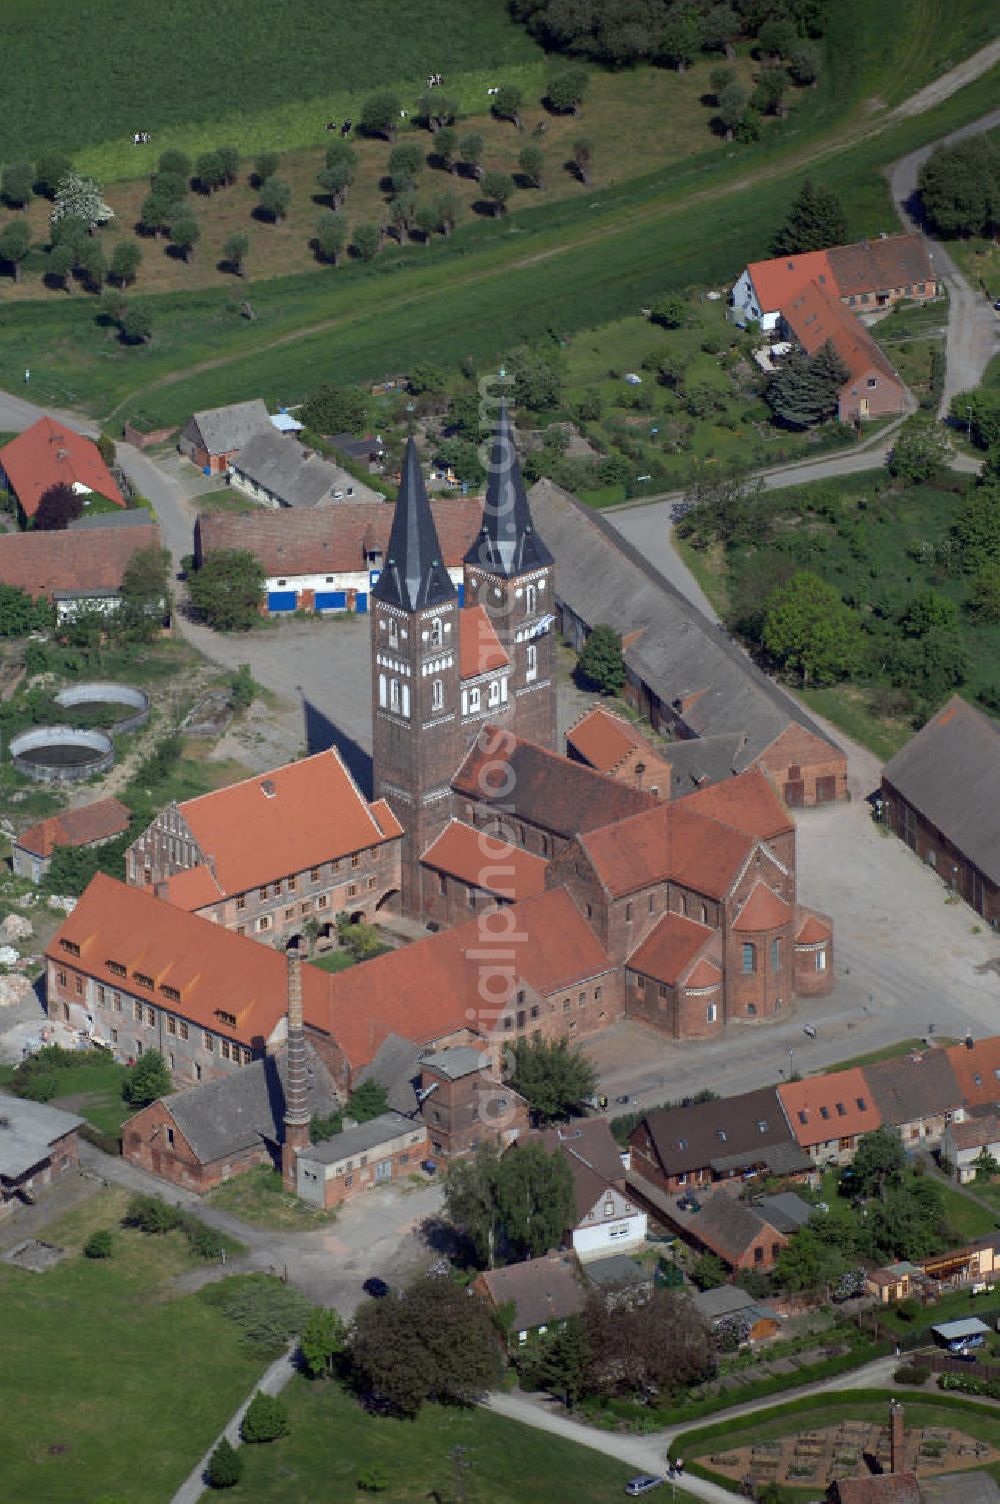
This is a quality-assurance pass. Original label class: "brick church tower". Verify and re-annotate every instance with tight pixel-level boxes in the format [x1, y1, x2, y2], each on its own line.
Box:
[463, 400, 556, 749]
[371, 438, 462, 915]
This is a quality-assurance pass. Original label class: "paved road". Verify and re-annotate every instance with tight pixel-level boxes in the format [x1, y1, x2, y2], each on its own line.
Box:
[485, 1353, 903, 1495]
[887, 108, 1000, 416]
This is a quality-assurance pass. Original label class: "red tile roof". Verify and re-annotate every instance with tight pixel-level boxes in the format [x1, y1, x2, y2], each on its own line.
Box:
[747, 249, 834, 314]
[459, 605, 509, 679]
[163, 864, 223, 911]
[566, 707, 644, 772]
[782, 280, 900, 388]
[0, 521, 160, 601]
[947, 1037, 1000, 1109]
[45, 873, 336, 1046]
[733, 881, 792, 932]
[796, 913, 831, 944]
[825, 233, 934, 297]
[627, 912, 714, 986]
[0, 418, 125, 518]
[326, 888, 611, 1070]
[679, 766, 793, 841]
[777, 1068, 881, 1148]
[687, 958, 722, 989]
[580, 802, 753, 900]
[369, 799, 404, 840]
[422, 819, 548, 900]
[16, 798, 131, 858]
[175, 749, 398, 897]
[195, 496, 483, 576]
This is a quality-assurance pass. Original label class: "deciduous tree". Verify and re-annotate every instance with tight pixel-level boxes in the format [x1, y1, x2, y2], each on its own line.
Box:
[481, 170, 514, 217]
[1, 160, 34, 208]
[583, 1288, 715, 1396]
[919, 138, 1000, 239]
[348, 1080, 390, 1122]
[123, 1048, 172, 1107]
[121, 303, 153, 344]
[847, 1126, 905, 1200]
[349, 1274, 501, 1415]
[34, 151, 73, 199]
[762, 571, 862, 684]
[187, 548, 265, 630]
[888, 415, 949, 484]
[217, 145, 240, 185]
[458, 132, 485, 180]
[360, 91, 402, 142]
[519, 145, 545, 188]
[109, 239, 142, 287]
[196, 149, 226, 193]
[301, 383, 367, 435]
[170, 210, 200, 261]
[35, 482, 83, 530]
[444, 1140, 575, 1267]
[255, 151, 280, 184]
[314, 211, 347, 264]
[418, 92, 457, 132]
[0, 220, 31, 282]
[493, 85, 524, 128]
[223, 233, 249, 277]
[546, 66, 589, 113]
[51, 171, 114, 230]
[716, 81, 748, 140]
[353, 222, 381, 262]
[659, 12, 703, 70]
[577, 623, 626, 693]
[511, 1037, 597, 1122]
[120, 543, 171, 639]
[433, 127, 457, 172]
[259, 178, 291, 222]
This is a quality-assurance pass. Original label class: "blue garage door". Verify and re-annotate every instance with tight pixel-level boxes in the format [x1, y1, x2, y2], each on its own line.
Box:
[457, 584, 465, 606]
[355, 592, 368, 614]
[315, 591, 347, 610]
[268, 591, 297, 613]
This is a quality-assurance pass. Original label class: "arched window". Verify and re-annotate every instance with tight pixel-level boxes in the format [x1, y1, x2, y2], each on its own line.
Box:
[526, 643, 538, 682]
[430, 617, 443, 647]
[378, 673, 387, 708]
[525, 584, 537, 616]
[401, 684, 411, 718]
[390, 679, 401, 713]
[488, 679, 501, 707]
[432, 679, 444, 711]
[388, 618, 398, 649]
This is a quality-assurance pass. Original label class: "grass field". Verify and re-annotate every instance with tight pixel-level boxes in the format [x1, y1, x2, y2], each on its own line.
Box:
[821, 1038, 954, 1073]
[205, 1164, 338, 1231]
[0, 1187, 269, 1503]
[234, 1372, 664, 1504]
[0, 0, 994, 427]
[0, 0, 543, 168]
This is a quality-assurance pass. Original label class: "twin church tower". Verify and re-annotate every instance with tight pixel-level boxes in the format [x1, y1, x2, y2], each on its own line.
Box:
[370, 402, 556, 912]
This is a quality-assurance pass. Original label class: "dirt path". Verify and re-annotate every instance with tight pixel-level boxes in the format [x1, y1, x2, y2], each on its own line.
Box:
[105, 46, 1000, 423]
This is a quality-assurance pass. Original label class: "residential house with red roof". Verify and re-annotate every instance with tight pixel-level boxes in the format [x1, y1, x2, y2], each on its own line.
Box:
[0, 519, 161, 623]
[732, 233, 938, 332]
[526, 1118, 647, 1258]
[777, 1069, 882, 1166]
[126, 747, 403, 945]
[0, 418, 125, 525]
[13, 797, 131, 884]
[781, 280, 907, 423]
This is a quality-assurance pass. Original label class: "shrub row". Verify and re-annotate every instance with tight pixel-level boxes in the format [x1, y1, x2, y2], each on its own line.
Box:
[122, 1193, 243, 1259]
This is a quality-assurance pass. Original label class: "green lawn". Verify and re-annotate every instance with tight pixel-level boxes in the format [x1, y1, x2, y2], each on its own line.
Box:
[822, 1039, 951, 1074]
[235, 1373, 663, 1504]
[936, 1180, 1000, 1242]
[205, 1164, 339, 1231]
[0, 1187, 270, 1503]
[310, 948, 359, 974]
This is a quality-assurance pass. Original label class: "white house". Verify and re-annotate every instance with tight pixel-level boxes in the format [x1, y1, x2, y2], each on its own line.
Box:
[536, 1120, 647, 1261]
[941, 1115, 1000, 1184]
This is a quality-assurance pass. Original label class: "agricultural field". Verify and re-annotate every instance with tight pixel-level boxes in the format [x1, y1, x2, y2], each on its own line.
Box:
[0, 1188, 269, 1504]
[0, 0, 993, 428]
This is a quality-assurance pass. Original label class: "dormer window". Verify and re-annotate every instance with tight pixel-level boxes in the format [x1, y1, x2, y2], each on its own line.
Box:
[430, 617, 443, 647]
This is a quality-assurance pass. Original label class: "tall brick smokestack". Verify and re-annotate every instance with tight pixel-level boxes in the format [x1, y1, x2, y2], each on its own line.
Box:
[890, 1399, 904, 1474]
[281, 940, 310, 1191]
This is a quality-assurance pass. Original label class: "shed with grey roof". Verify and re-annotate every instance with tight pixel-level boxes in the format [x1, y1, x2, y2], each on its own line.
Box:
[228, 427, 382, 509]
[882, 696, 1000, 926]
[0, 1095, 83, 1214]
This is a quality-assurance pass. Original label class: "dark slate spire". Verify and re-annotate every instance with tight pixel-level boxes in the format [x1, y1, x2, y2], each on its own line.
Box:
[373, 437, 456, 611]
[465, 399, 554, 578]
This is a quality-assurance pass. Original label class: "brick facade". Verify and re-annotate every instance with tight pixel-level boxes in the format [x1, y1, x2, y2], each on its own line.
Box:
[123, 1099, 267, 1191]
[1, 1127, 80, 1215]
[420, 1058, 530, 1159]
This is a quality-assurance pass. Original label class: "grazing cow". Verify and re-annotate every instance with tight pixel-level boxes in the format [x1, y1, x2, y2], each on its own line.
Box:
[341, 120, 352, 136]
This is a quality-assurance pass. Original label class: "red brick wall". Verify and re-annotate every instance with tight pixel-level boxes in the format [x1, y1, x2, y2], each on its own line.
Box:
[319, 1138, 425, 1209]
[122, 1100, 269, 1191]
[882, 783, 1000, 927]
[794, 936, 834, 996]
[421, 1069, 530, 1157]
[729, 1222, 788, 1271]
[756, 725, 847, 808]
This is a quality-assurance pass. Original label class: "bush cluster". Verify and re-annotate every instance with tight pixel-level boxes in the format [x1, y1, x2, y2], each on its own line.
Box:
[122, 1194, 238, 1259]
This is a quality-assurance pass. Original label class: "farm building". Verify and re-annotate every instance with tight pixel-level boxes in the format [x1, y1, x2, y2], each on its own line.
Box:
[0, 418, 125, 524]
[780, 281, 908, 423]
[194, 495, 482, 615]
[227, 427, 382, 509]
[294, 1111, 427, 1209]
[0, 1097, 84, 1217]
[178, 399, 270, 474]
[0, 519, 162, 622]
[731, 233, 939, 332]
[528, 478, 847, 806]
[473, 1251, 588, 1344]
[882, 697, 1000, 927]
[13, 797, 131, 885]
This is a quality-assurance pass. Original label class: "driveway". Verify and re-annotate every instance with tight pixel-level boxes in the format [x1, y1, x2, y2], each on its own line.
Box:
[887, 107, 1000, 416]
[80, 1139, 444, 1315]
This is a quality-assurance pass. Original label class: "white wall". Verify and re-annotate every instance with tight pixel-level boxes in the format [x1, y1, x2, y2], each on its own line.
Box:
[573, 1210, 647, 1260]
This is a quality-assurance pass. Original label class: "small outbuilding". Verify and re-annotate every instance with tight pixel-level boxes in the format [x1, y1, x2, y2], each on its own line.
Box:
[294, 1111, 427, 1209]
[931, 1317, 989, 1350]
[178, 399, 270, 474]
[0, 1096, 84, 1216]
[13, 798, 131, 885]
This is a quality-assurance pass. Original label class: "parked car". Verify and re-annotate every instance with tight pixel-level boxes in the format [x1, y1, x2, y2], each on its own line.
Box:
[363, 1277, 392, 1299]
[950, 1348, 978, 1362]
[625, 1476, 663, 1495]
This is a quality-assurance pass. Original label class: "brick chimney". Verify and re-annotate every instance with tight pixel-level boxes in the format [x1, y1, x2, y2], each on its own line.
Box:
[281, 940, 311, 1192]
[890, 1399, 904, 1474]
